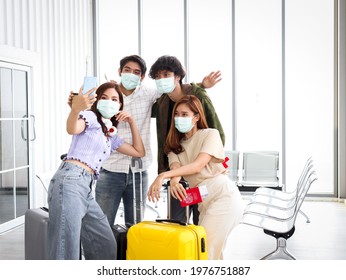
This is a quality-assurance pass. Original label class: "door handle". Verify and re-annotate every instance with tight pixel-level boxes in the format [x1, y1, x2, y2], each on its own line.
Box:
[30, 115, 36, 141]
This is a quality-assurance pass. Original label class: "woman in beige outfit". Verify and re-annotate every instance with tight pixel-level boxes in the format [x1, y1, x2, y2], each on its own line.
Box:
[148, 95, 244, 260]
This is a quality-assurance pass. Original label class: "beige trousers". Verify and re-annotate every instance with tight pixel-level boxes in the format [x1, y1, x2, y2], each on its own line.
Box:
[198, 174, 244, 260]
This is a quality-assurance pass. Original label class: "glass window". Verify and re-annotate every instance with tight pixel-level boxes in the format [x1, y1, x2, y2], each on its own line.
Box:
[235, 0, 282, 153]
[13, 70, 27, 119]
[0, 120, 14, 170]
[189, 0, 233, 150]
[16, 168, 29, 217]
[98, 0, 139, 82]
[142, 0, 185, 76]
[15, 119, 29, 167]
[96, 0, 336, 196]
[0, 68, 12, 118]
[0, 172, 15, 223]
[285, 0, 334, 193]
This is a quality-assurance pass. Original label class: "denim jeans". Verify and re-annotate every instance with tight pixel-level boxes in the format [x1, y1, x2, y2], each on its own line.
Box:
[47, 162, 117, 260]
[95, 168, 148, 226]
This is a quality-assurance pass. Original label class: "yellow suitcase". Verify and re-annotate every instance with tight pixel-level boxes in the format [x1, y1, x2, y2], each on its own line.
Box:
[126, 219, 208, 260]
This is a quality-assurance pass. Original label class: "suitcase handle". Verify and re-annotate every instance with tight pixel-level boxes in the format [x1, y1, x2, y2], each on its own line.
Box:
[165, 180, 189, 223]
[131, 157, 143, 169]
[155, 219, 188, 226]
[40, 207, 49, 212]
[131, 157, 143, 224]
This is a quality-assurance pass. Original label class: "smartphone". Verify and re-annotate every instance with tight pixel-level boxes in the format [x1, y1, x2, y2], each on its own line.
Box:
[82, 76, 97, 95]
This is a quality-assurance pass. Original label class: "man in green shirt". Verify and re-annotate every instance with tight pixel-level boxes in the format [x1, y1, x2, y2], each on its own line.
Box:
[150, 55, 225, 224]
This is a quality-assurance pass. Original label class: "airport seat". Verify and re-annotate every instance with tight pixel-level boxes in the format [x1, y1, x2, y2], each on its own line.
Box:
[248, 157, 313, 223]
[240, 159, 317, 260]
[237, 151, 281, 192]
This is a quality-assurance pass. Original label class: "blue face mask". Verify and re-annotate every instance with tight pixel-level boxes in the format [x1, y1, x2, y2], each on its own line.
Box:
[121, 73, 141, 90]
[97, 100, 120, 119]
[155, 77, 176, 94]
[174, 117, 194, 133]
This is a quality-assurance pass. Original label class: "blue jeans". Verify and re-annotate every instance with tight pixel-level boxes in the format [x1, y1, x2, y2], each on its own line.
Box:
[47, 162, 117, 260]
[95, 168, 148, 226]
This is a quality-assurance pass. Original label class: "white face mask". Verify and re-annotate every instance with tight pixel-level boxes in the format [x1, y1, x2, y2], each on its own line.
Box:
[155, 77, 176, 94]
[121, 73, 141, 90]
[174, 117, 194, 133]
[96, 100, 120, 119]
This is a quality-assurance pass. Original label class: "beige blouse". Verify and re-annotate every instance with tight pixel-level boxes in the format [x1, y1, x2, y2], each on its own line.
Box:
[167, 128, 226, 188]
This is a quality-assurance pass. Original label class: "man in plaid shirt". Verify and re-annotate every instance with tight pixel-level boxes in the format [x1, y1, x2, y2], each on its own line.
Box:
[95, 55, 221, 226]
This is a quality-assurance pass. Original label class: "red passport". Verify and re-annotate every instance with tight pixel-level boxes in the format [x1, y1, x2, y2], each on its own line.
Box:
[180, 185, 208, 207]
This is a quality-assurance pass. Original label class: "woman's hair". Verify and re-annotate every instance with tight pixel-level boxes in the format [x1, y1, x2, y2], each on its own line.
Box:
[164, 95, 209, 155]
[148, 55, 186, 84]
[90, 82, 124, 136]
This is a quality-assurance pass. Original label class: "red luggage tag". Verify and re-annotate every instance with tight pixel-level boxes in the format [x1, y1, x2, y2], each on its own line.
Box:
[222, 156, 229, 168]
[180, 185, 208, 207]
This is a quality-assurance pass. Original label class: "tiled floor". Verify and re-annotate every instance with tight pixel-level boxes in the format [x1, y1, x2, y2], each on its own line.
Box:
[1, 197, 346, 260]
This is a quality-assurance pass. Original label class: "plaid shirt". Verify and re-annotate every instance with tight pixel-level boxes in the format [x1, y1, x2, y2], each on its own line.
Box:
[102, 84, 161, 173]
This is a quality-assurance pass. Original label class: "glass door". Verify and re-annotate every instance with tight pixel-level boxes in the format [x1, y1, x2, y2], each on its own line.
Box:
[0, 62, 34, 233]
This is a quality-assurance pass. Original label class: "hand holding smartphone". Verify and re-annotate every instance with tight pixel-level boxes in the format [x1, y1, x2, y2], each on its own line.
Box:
[82, 76, 97, 95]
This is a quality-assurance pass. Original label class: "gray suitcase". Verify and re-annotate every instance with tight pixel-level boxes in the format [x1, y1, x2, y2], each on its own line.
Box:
[25, 207, 49, 260]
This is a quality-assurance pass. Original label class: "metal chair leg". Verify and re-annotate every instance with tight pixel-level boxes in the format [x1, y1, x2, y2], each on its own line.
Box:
[299, 209, 311, 223]
[261, 237, 296, 260]
[145, 203, 161, 218]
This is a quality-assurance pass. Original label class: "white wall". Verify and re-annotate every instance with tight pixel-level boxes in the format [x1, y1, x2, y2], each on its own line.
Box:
[0, 0, 94, 174]
[0, 0, 95, 205]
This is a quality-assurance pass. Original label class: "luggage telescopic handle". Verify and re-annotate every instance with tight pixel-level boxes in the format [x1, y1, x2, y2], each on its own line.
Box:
[166, 180, 190, 224]
[155, 219, 188, 226]
[131, 157, 143, 169]
[131, 157, 143, 224]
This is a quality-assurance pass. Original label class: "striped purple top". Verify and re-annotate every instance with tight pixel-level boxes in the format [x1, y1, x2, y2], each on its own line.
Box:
[65, 110, 124, 178]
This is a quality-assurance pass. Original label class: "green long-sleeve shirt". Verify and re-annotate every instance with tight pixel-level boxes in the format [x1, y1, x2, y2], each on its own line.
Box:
[151, 83, 225, 173]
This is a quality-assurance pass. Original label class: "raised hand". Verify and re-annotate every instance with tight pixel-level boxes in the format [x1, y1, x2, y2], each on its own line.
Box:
[201, 70, 222, 89]
[70, 86, 97, 112]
